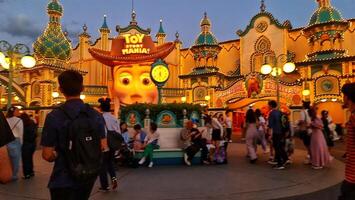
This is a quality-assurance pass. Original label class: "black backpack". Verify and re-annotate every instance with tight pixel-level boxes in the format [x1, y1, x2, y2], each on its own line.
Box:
[60, 105, 103, 183]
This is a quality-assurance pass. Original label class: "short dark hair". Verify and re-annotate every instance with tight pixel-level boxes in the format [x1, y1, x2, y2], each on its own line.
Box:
[245, 109, 256, 123]
[302, 101, 311, 109]
[98, 98, 111, 112]
[255, 109, 262, 118]
[58, 70, 83, 96]
[342, 83, 355, 103]
[133, 124, 142, 130]
[150, 122, 158, 132]
[268, 100, 277, 109]
[6, 106, 17, 118]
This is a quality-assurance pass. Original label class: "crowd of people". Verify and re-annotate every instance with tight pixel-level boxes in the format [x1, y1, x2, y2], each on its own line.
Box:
[0, 69, 354, 200]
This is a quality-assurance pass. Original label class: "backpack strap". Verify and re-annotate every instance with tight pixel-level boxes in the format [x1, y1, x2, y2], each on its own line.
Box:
[11, 119, 22, 131]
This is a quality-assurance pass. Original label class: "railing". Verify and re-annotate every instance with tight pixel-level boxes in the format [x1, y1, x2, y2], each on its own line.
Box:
[161, 88, 185, 97]
[83, 85, 108, 95]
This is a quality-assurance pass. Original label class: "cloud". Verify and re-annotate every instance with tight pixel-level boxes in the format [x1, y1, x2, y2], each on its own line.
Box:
[0, 14, 42, 40]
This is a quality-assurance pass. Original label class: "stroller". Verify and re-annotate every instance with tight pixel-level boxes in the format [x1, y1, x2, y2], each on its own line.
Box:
[115, 142, 139, 168]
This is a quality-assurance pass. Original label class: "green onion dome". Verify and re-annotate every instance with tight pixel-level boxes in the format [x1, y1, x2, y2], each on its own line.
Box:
[33, 0, 71, 62]
[308, 6, 345, 26]
[47, 0, 63, 15]
[194, 32, 218, 46]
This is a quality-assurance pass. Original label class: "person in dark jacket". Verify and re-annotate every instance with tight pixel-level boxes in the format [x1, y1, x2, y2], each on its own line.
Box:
[20, 113, 38, 179]
[0, 111, 15, 147]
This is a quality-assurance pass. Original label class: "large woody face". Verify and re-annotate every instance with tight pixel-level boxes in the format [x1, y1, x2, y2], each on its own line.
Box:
[113, 64, 158, 105]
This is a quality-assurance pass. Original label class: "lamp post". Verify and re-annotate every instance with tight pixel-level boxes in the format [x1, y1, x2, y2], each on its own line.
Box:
[0, 40, 36, 109]
[260, 54, 295, 109]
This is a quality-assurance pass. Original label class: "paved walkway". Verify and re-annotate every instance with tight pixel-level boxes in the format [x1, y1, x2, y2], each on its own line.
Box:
[0, 142, 345, 200]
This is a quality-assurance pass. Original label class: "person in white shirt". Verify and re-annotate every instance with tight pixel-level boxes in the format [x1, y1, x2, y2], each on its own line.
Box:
[211, 113, 224, 159]
[297, 101, 312, 164]
[139, 122, 160, 168]
[6, 106, 23, 181]
[98, 98, 119, 191]
[225, 111, 233, 143]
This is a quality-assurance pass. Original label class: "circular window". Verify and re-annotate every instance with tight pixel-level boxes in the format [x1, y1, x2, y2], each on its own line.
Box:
[321, 80, 333, 92]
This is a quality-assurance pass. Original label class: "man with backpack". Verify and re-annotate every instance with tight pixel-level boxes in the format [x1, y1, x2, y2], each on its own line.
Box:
[267, 100, 289, 170]
[41, 70, 106, 200]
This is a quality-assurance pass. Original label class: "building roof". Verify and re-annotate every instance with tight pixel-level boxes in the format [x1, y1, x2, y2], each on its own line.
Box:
[47, 0, 63, 15]
[33, 0, 71, 62]
[308, 6, 345, 27]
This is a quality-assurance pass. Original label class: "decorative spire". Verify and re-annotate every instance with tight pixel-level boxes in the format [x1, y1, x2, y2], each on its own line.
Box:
[100, 15, 110, 33]
[79, 24, 91, 38]
[157, 19, 165, 35]
[200, 12, 211, 32]
[175, 31, 181, 43]
[130, 10, 137, 25]
[260, 0, 266, 12]
[317, 0, 331, 8]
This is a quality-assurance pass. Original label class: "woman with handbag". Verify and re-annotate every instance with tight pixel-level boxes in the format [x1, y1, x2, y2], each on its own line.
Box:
[6, 106, 24, 181]
[98, 98, 119, 191]
[0, 110, 15, 183]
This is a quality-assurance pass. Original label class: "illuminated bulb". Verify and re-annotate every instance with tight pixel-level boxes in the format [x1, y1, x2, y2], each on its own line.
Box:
[321, 99, 327, 102]
[14, 96, 19, 101]
[331, 99, 337, 102]
[261, 64, 272, 75]
[283, 62, 296, 73]
[181, 96, 186, 102]
[0, 98, 5, 102]
[271, 68, 282, 77]
[302, 89, 310, 96]
[204, 95, 211, 101]
[80, 95, 86, 100]
[52, 92, 59, 98]
[21, 55, 36, 68]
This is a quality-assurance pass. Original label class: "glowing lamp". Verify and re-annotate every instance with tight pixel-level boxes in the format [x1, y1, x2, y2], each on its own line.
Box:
[14, 96, 19, 101]
[181, 96, 186, 102]
[331, 98, 337, 102]
[0, 52, 5, 64]
[1, 57, 10, 69]
[80, 95, 86, 100]
[204, 95, 211, 101]
[302, 89, 310, 96]
[1, 98, 5, 102]
[52, 92, 59, 98]
[283, 62, 296, 73]
[321, 99, 327, 102]
[271, 68, 282, 77]
[261, 64, 272, 75]
[21, 55, 36, 68]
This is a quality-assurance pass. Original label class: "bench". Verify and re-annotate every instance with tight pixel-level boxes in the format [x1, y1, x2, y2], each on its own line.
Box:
[129, 128, 207, 165]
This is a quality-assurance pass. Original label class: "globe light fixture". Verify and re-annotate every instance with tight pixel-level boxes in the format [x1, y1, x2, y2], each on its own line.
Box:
[321, 99, 327, 102]
[302, 89, 310, 96]
[181, 96, 186, 103]
[1, 98, 5, 102]
[204, 95, 211, 101]
[14, 96, 19, 101]
[52, 91, 59, 98]
[331, 98, 337, 102]
[261, 64, 272, 75]
[21, 55, 36, 68]
[80, 94, 86, 100]
[0, 52, 5, 63]
[1, 57, 10, 69]
[283, 62, 296, 73]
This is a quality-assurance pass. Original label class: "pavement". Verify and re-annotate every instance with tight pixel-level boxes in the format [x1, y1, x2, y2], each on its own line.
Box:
[0, 139, 346, 200]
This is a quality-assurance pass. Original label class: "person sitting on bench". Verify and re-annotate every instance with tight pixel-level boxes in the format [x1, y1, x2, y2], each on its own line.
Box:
[138, 123, 160, 168]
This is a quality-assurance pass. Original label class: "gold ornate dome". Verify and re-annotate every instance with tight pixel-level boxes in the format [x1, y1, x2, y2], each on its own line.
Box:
[33, 0, 72, 63]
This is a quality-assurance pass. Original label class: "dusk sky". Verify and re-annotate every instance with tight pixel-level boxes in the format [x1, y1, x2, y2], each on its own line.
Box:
[0, 0, 354, 49]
